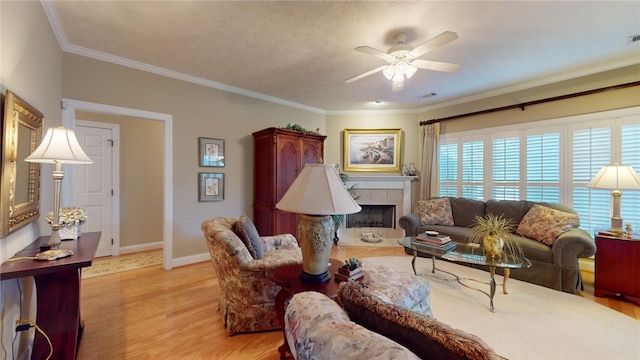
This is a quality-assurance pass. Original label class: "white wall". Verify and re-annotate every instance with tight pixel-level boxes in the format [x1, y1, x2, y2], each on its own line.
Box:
[0, 1, 64, 358]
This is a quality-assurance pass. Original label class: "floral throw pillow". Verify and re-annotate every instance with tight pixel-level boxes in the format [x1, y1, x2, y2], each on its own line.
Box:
[417, 198, 454, 226]
[516, 204, 580, 246]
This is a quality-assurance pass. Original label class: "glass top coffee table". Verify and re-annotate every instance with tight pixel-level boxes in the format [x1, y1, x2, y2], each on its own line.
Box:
[399, 236, 531, 312]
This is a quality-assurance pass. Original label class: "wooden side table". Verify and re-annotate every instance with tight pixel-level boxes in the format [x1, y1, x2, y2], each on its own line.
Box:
[0, 232, 100, 360]
[273, 259, 369, 360]
[594, 231, 640, 303]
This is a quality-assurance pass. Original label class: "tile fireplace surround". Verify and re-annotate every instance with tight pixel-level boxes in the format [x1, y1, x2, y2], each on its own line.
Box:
[339, 175, 417, 244]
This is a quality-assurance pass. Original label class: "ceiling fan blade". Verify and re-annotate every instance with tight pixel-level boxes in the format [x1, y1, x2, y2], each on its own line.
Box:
[392, 80, 404, 92]
[412, 59, 461, 73]
[345, 65, 389, 83]
[408, 31, 458, 58]
[355, 46, 393, 61]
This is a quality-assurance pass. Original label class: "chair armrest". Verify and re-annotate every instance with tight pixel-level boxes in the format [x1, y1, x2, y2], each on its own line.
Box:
[399, 214, 421, 237]
[552, 228, 596, 265]
[261, 233, 299, 251]
[240, 247, 302, 272]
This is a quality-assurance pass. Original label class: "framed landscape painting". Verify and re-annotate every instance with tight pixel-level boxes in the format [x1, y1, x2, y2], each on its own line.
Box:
[343, 129, 402, 172]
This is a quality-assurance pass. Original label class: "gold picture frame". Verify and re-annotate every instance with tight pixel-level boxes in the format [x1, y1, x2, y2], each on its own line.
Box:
[343, 129, 402, 172]
[0, 91, 43, 237]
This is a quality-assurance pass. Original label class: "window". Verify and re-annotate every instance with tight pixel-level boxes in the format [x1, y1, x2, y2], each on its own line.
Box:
[492, 136, 519, 200]
[438, 107, 640, 235]
[526, 132, 560, 203]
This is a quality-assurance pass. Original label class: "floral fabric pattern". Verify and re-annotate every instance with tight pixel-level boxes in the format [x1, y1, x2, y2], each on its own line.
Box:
[516, 204, 580, 246]
[338, 281, 500, 360]
[361, 260, 433, 317]
[201, 217, 302, 335]
[285, 291, 420, 360]
[418, 198, 454, 226]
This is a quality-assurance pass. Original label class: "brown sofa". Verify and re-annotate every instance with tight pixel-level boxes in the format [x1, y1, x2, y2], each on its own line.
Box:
[399, 198, 596, 293]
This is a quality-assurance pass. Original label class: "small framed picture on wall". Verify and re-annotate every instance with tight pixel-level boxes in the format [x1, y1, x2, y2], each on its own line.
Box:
[199, 172, 224, 201]
[199, 137, 225, 167]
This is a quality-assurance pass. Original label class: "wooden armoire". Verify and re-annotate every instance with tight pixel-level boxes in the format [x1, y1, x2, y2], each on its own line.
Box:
[252, 127, 326, 237]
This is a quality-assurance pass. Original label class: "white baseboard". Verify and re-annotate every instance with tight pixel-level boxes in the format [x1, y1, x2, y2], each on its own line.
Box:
[171, 252, 210, 268]
[119, 241, 163, 254]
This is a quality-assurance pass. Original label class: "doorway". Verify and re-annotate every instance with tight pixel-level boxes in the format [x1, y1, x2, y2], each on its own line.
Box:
[62, 99, 174, 270]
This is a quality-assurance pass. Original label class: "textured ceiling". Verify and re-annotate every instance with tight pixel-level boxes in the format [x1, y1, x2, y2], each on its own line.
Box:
[45, 1, 640, 113]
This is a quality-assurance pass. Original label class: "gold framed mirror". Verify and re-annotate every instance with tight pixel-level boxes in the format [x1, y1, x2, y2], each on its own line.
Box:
[1, 91, 43, 237]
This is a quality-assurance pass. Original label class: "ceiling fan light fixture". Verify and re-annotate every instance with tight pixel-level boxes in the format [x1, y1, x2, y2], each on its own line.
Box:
[383, 66, 395, 80]
[405, 64, 418, 79]
[392, 71, 404, 83]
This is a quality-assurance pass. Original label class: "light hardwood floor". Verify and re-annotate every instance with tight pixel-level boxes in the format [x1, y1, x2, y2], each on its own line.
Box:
[77, 246, 639, 359]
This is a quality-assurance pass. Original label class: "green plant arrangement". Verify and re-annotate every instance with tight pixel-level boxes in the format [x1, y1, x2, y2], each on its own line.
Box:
[331, 167, 359, 244]
[341, 257, 362, 271]
[280, 124, 321, 134]
[469, 214, 523, 260]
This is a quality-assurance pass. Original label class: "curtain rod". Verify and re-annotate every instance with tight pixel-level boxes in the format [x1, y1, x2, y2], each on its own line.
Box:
[419, 80, 640, 126]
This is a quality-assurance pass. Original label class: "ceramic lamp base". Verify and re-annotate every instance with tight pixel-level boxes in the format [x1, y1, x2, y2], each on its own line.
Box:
[298, 214, 333, 284]
[299, 270, 331, 283]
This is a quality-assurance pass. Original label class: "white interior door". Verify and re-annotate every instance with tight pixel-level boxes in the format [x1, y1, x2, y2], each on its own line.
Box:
[74, 122, 120, 257]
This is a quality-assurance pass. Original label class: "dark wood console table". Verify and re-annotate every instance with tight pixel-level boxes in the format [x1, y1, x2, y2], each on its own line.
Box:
[0, 232, 100, 360]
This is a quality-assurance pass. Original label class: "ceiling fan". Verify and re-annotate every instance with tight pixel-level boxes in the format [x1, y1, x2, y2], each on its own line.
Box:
[346, 31, 461, 91]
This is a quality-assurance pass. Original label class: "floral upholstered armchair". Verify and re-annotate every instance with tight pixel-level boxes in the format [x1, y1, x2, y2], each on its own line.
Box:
[201, 216, 302, 335]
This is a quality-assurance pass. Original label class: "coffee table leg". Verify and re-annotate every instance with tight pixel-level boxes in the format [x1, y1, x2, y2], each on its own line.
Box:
[489, 267, 496, 312]
[431, 255, 436, 273]
[409, 249, 417, 275]
[503, 268, 510, 294]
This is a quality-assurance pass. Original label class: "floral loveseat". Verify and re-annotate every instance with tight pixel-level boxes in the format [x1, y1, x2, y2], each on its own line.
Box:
[201, 216, 302, 334]
[284, 262, 500, 360]
[399, 198, 597, 293]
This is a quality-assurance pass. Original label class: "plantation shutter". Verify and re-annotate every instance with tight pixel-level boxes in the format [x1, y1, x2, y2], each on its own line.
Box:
[526, 133, 560, 203]
[620, 122, 640, 230]
[439, 143, 458, 197]
[492, 137, 520, 200]
[462, 140, 484, 200]
[572, 126, 610, 234]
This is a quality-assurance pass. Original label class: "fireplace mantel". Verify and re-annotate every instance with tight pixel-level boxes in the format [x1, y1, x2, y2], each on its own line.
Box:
[344, 175, 417, 189]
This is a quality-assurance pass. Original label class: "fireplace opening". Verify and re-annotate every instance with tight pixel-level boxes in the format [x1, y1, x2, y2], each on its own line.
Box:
[346, 205, 396, 229]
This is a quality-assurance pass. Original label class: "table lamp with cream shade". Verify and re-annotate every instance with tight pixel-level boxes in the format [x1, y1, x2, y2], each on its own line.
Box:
[276, 163, 361, 283]
[587, 163, 640, 234]
[25, 126, 93, 260]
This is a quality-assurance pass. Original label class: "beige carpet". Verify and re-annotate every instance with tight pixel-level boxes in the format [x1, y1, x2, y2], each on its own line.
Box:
[363, 255, 640, 360]
[82, 250, 163, 279]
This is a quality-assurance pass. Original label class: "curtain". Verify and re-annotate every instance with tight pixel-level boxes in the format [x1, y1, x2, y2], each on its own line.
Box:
[420, 122, 440, 200]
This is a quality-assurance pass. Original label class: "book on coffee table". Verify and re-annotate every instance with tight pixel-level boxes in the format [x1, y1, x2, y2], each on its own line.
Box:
[415, 233, 452, 245]
[334, 270, 365, 282]
[411, 240, 457, 254]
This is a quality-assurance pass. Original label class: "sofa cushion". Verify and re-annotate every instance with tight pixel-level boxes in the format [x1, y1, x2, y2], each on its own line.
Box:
[338, 282, 500, 360]
[418, 198, 454, 226]
[448, 197, 486, 228]
[485, 199, 534, 225]
[516, 204, 580, 246]
[233, 215, 264, 259]
[285, 291, 420, 360]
